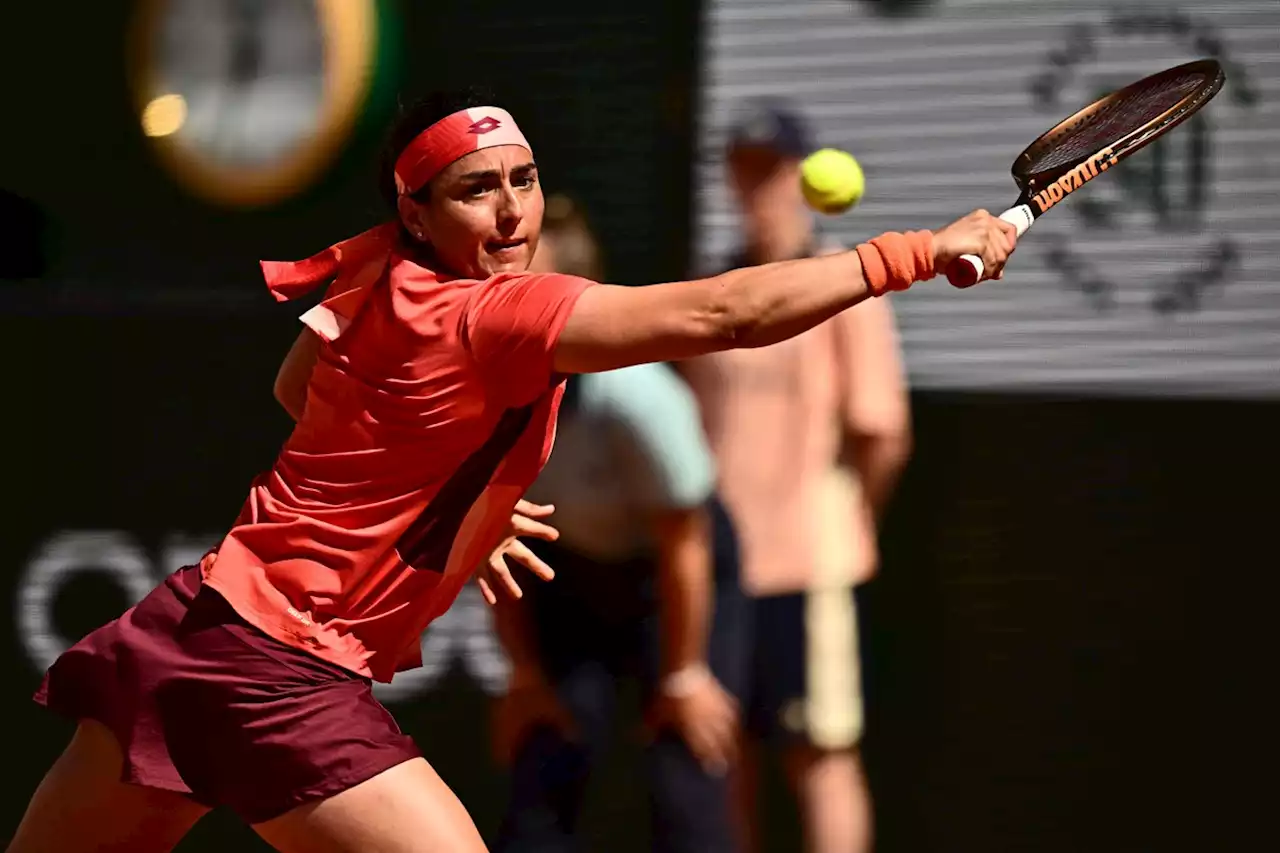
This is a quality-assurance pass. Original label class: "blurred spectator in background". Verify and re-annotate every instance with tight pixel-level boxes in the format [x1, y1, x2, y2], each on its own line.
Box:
[492, 195, 748, 853]
[680, 101, 913, 853]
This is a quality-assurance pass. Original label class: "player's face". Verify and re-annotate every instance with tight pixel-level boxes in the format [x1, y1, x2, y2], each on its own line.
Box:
[403, 146, 544, 279]
[728, 145, 804, 226]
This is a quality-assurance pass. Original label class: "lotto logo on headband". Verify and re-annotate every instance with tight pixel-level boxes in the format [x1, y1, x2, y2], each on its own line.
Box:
[469, 117, 502, 135]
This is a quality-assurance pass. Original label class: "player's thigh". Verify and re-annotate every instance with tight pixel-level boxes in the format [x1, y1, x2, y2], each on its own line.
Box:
[8, 719, 208, 853]
[253, 757, 488, 853]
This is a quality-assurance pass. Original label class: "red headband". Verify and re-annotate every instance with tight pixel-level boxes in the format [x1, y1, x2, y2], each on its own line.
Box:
[393, 106, 532, 196]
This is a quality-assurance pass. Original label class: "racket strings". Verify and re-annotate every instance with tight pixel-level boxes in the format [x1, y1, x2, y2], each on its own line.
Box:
[1026, 71, 1207, 174]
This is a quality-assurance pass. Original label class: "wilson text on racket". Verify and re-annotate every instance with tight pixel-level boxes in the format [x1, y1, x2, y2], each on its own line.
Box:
[1031, 146, 1118, 215]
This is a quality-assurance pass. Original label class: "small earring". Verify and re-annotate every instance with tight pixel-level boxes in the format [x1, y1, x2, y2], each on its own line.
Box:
[416, 231, 425, 240]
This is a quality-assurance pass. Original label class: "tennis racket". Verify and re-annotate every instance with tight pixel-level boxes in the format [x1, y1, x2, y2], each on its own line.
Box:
[947, 58, 1226, 288]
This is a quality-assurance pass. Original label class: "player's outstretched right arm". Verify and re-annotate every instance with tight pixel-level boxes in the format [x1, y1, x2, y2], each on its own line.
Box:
[553, 209, 1016, 375]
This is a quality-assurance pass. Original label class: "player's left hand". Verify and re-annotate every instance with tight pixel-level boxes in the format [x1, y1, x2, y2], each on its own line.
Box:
[477, 500, 559, 605]
[645, 666, 739, 775]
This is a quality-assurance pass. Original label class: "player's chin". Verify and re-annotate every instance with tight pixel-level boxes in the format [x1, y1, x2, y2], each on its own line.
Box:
[483, 240, 532, 274]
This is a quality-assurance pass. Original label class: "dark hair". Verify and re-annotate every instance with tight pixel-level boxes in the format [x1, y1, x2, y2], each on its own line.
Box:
[377, 86, 498, 212]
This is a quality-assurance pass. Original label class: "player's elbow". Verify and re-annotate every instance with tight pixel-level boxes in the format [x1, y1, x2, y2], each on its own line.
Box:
[273, 328, 320, 421]
[274, 373, 305, 422]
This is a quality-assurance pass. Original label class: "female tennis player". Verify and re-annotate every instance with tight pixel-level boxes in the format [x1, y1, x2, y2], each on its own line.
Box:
[12, 88, 1017, 853]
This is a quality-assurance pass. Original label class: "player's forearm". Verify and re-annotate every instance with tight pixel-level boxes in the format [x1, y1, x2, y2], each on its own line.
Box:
[654, 508, 713, 675]
[701, 231, 934, 351]
[702, 251, 872, 350]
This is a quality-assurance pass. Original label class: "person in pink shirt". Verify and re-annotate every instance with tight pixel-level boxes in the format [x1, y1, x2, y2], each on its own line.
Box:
[13, 86, 1013, 853]
[681, 100, 913, 853]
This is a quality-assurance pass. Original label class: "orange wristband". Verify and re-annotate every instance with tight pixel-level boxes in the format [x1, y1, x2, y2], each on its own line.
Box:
[855, 230, 935, 297]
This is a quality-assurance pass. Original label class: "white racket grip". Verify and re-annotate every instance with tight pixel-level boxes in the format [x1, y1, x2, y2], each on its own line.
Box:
[947, 204, 1035, 288]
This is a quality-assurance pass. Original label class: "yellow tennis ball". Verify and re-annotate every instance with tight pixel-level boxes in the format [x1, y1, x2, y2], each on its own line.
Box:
[801, 149, 865, 215]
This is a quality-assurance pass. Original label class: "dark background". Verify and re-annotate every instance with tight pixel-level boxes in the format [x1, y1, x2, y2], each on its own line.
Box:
[3, 1, 1275, 851]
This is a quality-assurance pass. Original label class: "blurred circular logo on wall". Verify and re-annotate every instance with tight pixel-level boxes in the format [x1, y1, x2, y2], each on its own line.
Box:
[128, 0, 397, 208]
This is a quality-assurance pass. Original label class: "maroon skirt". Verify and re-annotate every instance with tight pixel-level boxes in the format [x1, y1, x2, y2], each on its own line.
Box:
[34, 565, 421, 824]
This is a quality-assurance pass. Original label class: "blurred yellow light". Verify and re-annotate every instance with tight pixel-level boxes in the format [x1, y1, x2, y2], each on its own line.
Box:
[141, 94, 187, 138]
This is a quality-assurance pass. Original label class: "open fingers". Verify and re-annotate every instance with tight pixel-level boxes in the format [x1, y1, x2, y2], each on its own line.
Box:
[510, 513, 559, 542]
[504, 539, 555, 582]
[486, 551, 524, 601]
[477, 575, 497, 606]
[514, 500, 555, 518]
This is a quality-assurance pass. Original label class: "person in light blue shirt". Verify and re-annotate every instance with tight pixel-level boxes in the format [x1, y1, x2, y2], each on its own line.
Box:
[492, 197, 747, 853]
[529, 363, 717, 564]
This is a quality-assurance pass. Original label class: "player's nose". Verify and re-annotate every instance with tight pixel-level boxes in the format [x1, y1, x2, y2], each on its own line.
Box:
[496, 184, 524, 231]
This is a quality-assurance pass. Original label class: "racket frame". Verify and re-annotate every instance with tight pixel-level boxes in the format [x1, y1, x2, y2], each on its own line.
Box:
[947, 58, 1225, 287]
